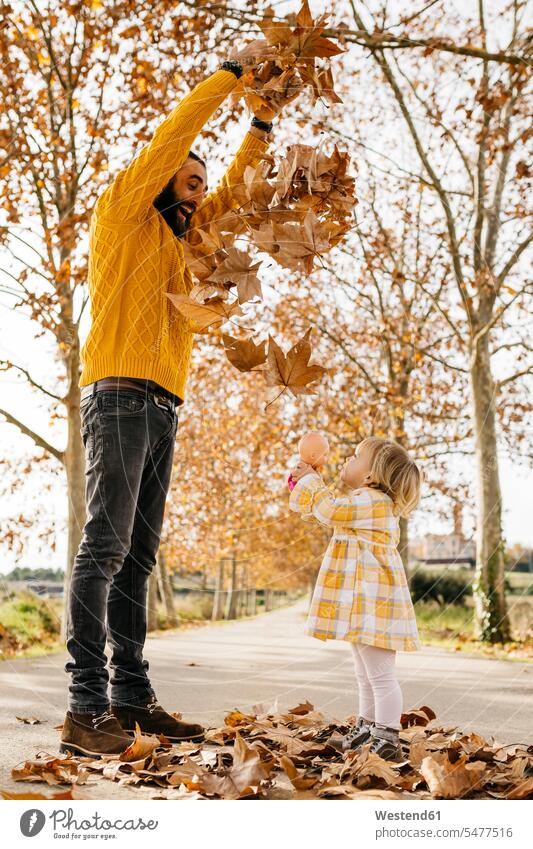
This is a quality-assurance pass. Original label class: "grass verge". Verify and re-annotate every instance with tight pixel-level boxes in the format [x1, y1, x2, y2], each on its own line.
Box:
[0, 591, 64, 660]
[416, 598, 533, 662]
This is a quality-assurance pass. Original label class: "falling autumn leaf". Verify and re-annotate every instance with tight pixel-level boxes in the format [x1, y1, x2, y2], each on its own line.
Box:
[264, 328, 331, 402]
[166, 293, 244, 333]
[206, 248, 263, 304]
[222, 334, 267, 372]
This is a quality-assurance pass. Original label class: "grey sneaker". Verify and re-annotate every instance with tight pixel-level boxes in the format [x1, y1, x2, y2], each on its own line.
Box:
[368, 723, 404, 762]
[341, 716, 374, 752]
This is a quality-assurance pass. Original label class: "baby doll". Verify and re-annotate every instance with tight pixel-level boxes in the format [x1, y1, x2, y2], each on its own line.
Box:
[287, 432, 330, 492]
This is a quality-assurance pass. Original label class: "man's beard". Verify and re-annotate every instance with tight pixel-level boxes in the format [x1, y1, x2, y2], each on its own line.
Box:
[153, 180, 192, 238]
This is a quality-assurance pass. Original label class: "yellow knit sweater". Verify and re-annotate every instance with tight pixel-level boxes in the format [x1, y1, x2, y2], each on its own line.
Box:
[80, 69, 269, 401]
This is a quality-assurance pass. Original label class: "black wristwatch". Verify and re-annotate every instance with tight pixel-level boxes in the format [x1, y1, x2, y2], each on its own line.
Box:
[251, 115, 273, 133]
[220, 59, 243, 80]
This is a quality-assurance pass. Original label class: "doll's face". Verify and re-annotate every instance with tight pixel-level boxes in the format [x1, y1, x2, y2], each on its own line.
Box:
[340, 442, 373, 490]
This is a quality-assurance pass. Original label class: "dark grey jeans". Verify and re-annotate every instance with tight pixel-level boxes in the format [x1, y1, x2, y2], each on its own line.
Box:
[65, 388, 178, 713]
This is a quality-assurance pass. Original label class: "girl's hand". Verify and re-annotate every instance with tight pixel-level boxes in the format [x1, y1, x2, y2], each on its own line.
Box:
[289, 461, 319, 483]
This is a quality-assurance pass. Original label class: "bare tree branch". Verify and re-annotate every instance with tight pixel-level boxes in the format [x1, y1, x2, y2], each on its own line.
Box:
[496, 366, 533, 388]
[0, 360, 64, 402]
[0, 407, 64, 463]
[327, 27, 531, 66]
[496, 231, 533, 285]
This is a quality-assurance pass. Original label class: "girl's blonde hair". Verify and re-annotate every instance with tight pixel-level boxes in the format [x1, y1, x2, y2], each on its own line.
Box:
[358, 437, 423, 518]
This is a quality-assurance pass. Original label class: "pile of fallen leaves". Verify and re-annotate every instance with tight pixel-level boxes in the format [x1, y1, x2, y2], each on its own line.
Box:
[4, 703, 533, 801]
[166, 2, 356, 409]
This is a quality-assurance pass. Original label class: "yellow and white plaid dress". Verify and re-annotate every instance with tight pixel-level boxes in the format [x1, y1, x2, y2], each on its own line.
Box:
[289, 473, 421, 652]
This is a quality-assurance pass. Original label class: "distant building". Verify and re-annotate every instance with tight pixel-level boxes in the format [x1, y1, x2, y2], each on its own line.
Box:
[410, 534, 476, 568]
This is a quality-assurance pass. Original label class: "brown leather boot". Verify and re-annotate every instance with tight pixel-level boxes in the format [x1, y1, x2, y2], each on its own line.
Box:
[111, 696, 205, 743]
[59, 709, 133, 758]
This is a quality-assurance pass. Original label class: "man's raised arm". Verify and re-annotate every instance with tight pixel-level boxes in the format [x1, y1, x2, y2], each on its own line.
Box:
[95, 41, 275, 225]
[187, 124, 271, 236]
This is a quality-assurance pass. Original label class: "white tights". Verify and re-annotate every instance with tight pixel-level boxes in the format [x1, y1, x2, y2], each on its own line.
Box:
[349, 642, 402, 731]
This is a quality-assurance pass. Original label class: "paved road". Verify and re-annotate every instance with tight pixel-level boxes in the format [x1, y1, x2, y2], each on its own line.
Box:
[1, 600, 532, 797]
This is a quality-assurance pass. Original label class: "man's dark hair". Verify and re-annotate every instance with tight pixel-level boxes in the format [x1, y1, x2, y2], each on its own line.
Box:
[187, 150, 206, 170]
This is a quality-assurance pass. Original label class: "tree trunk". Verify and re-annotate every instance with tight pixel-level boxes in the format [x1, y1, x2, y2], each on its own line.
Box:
[239, 564, 248, 618]
[470, 333, 511, 643]
[60, 343, 85, 642]
[247, 588, 256, 616]
[212, 558, 226, 620]
[147, 570, 158, 631]
[392, 422, 410, 577]
[157, 551, 178, 627]
[398, 516, 410, 578]
[225, 555, 238, 620]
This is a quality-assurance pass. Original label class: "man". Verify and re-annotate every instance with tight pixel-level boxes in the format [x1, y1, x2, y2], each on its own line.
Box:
[61, 41, 288, 758]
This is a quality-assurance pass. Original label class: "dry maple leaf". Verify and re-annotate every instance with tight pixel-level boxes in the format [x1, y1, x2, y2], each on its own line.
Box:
[273, 143, 316, 201]
[224, 709, 257, 727]
[241, 161, 277, 215]
[277, 210, 332, 271]
[287, 700, 314, 715]
[419, 751, 487, 799]
[188, 281, 232, 303]
[222, 334, 267, 373]
[118, 722, 165, 763]
[198, 733, 270, 799]
[260, 1, 344, 61]
[250, 220, 277, 256]
[314, 66, 343, 104]
[206, 248, 263, 304]
[166, 292, 244, 333]
[11, 754, 80, 786]
[278, 754, 318, 790]
[251, 211, 332, 273]
[180, 243, 218, 281]
[263, 328, 331, 407]
[351, 748, 404, 783]
[232, 1, 344, 116]
[181, 224, 229, 281]
[401, 705, 437, 728]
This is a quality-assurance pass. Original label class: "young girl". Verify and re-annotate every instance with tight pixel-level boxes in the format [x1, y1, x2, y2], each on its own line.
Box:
[288, 436, 422, 762]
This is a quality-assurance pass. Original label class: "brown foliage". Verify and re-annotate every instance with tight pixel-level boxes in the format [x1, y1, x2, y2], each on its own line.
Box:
[7, 702, 533, 800]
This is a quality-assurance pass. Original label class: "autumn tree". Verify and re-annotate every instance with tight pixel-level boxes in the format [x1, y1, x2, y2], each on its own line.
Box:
[162, 343, 329, 594]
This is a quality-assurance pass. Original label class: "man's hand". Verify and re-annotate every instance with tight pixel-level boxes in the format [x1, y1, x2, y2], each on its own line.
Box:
[289, 461, 320, 484]
[253, 71, 303, 122]
[229, 39, 277, 70]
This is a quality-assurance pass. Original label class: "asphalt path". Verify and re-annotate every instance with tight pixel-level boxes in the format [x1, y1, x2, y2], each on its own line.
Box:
[1, 599, 532, 798]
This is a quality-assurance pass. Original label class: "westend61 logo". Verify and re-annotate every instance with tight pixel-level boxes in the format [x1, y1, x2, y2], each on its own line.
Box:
[20, 808, 159, 839]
